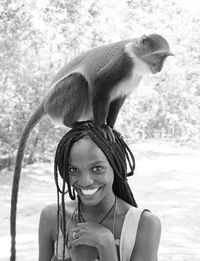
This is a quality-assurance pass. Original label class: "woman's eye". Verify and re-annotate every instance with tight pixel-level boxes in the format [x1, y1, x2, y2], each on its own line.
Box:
[69, 168, 79, 175]
[92, 166, 104, 173]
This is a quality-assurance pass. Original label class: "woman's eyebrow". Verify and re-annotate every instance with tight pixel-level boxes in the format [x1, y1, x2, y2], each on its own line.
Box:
[68, 160, 106, 166]
[90, 160, 107, 164]
[68, 163, 76, 167]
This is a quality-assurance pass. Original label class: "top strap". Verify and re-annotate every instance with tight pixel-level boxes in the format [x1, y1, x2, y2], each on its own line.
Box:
[120, 207, 149, 261]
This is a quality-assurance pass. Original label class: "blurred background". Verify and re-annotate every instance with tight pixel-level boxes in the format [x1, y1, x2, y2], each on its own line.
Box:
[0, 0, 200, 260]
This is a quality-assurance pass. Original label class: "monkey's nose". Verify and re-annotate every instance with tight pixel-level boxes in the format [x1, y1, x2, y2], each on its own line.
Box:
[167, 51, 174, 57]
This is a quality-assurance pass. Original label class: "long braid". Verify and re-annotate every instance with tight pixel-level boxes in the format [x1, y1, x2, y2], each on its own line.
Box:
[54, 123, 137, 260]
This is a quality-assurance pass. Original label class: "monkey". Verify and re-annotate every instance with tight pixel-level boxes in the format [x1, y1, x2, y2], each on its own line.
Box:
[10, 33, 173, 260]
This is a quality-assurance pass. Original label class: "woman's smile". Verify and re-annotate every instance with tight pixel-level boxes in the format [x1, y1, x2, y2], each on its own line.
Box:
[75, 185, 104, 198]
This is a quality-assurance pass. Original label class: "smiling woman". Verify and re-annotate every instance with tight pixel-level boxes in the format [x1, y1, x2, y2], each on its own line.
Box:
[68, 136, 115, 208]
[38, 123, 161, 261]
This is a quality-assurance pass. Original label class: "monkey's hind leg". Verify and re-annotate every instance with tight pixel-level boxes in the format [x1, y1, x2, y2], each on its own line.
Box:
[44, 73, 89, 127]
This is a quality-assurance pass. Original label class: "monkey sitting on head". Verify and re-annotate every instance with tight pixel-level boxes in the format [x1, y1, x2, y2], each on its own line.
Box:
[10, 33, 173, 261]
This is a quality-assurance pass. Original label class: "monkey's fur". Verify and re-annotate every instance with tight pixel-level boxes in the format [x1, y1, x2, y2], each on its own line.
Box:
[10, 33, 173, 261]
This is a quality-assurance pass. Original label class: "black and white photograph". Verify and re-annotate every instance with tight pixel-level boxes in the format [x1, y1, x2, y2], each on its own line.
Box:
[0, 0, 199, 260]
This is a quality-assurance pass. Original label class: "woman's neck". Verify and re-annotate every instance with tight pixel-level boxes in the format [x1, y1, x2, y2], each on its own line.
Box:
[79, 193, 116, 223]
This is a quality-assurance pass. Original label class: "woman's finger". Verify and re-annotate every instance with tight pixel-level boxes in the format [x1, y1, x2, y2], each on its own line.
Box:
[71, 230, 80, 241]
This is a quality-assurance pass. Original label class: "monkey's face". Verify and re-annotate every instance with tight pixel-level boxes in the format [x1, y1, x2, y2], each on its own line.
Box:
[135, 34, 173, 74]
[145, 52, 172, 74]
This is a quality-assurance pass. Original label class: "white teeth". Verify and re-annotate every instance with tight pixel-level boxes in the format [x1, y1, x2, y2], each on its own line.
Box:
[81, 188, 99, 196]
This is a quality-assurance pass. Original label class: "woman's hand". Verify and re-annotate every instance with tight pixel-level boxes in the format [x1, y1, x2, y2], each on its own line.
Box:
[69, 222, 114, 249]
[68, 222, 118, 261]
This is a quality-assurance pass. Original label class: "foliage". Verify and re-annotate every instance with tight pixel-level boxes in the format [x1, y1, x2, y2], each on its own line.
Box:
[0, 0, 199, 167]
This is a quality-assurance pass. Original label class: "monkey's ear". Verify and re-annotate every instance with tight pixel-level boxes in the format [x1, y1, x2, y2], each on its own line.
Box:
[140, 35, 148, 45]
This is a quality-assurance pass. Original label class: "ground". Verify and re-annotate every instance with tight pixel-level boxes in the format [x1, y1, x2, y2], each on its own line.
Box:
[0, 140, 200, 261]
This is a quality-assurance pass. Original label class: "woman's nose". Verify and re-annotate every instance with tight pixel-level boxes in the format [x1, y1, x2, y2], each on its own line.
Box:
[78, 172, 93, 187]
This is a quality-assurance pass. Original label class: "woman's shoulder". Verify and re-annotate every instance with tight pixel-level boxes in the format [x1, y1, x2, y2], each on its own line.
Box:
[126, 204, 161, 231]
[40, 203, 58, 231]
[118, 198, 160, 222]
[39, 201, 78, 240]
[139, 210, 161, 232]
[41, 203, 57, 215]
[40, 200, 78, 221]
[117, 198, 161, 232]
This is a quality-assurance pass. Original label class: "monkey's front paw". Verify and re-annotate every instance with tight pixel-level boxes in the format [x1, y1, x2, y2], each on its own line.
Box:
[99, 124, 115, 142]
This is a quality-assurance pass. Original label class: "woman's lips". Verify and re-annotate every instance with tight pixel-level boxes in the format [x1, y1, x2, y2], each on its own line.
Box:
[76, 186, 103, 196]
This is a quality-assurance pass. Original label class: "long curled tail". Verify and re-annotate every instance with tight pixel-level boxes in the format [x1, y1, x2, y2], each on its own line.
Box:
[10, 102, 45, 261]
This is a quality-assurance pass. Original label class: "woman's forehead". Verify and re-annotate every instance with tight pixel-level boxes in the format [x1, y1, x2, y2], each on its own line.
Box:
[69, 137, 108, 163]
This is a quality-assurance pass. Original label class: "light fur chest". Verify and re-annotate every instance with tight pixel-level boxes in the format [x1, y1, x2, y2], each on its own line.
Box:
[110, 72, 142, 100]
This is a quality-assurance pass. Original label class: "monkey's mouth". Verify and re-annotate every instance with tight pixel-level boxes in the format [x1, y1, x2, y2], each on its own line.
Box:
[150, 64, 160, 74]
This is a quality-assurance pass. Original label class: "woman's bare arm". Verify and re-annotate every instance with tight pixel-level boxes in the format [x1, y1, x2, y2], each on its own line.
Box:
[130, 211, 161, 261]
[38, 205, 56, 261]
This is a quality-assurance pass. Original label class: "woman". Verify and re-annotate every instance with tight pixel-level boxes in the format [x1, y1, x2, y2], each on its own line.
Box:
[38, 124, 161, 261]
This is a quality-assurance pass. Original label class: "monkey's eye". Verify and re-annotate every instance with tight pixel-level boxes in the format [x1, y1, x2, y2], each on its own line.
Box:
[157, 54, 166, 59]
[141, 35, 148, 45]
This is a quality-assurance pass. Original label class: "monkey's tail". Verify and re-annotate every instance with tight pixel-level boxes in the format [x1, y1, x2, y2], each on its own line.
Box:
[10, 102, 46, 261]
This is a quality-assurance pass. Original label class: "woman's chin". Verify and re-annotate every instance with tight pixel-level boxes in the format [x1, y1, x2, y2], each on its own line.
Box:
[77, 186, 104, 205]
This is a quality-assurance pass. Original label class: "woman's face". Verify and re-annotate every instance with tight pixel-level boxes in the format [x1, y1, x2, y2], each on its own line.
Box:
[68, 137, 114, 207]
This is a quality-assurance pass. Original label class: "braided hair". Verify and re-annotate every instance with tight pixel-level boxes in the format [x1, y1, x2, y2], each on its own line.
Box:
[54, 123, 137, 259]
